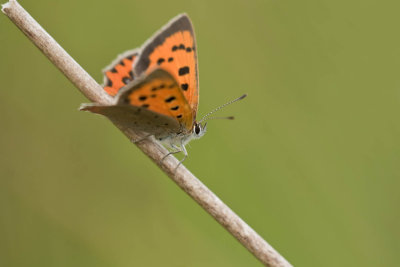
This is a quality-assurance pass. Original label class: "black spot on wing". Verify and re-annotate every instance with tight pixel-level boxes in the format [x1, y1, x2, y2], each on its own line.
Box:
[119, 60, 125, 66]
[165, 96, 176, 103]
[142, 104, 149, 108]
[157, 58, 165, 65]
[181, 83, 188, 91]
[176, 114, 182, 119]
[150, 84, 167, 91]
[172, 45, 178, 51]
[168, 57, 174, 62]
[186, 47, 192, 52]
[122, 77, 131, 84]
[139, 96, 147, 101]
[106, 79, 112, 87]
[179, 44, 185, 50]
[171, 106, 179, 111]
[178, 66, 190, 76]
[111, 67, 117, 73]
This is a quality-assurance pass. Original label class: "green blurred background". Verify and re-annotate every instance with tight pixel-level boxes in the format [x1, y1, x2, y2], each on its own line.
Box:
[1, 0, 399, 266]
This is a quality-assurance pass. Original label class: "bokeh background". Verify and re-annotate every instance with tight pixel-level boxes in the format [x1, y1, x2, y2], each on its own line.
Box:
[1, 0, 399, 266]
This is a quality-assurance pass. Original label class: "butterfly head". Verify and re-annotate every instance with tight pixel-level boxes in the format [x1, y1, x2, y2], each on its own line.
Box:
[187, 94, 247, 141]
[192, 121, 207, 139]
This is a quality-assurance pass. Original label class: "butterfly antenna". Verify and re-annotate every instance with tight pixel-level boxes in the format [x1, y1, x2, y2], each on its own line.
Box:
[202, 116, 235, 121]
[199, 94, 247, 123]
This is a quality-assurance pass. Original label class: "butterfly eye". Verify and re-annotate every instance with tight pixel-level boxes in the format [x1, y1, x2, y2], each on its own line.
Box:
[194, 124, 201, 135]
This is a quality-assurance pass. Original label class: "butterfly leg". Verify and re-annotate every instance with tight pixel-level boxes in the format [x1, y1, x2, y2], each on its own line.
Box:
[160, 151, 181, 164]
[174, 142, 188, 172]
[159, 144, 182, 164]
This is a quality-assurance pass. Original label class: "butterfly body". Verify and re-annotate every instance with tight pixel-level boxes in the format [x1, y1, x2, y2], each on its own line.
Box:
[81, 14, 244, 165]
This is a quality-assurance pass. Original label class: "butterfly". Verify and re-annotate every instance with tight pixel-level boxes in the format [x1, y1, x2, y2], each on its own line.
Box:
[81, 14, 246, 166]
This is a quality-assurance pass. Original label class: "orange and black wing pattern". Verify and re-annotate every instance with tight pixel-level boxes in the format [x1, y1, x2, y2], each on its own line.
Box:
[81, 68, 191, 136]
[102, 49, 139, 96]
[133, 14, 199, 122]
[118, 68, 193, 131]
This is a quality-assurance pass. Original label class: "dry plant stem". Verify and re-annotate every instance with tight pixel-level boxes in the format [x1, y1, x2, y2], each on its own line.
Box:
[2, 1, 293, 266]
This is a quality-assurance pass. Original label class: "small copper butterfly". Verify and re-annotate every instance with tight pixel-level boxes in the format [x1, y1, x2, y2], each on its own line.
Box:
[81, 14, 246, 166]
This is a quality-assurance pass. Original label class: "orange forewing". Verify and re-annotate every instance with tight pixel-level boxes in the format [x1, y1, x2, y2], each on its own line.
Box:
[120, 69, 193, 130]
[134, 15, 199, 121]
[103, 52, 138, 96]
[144, 31, 197, 114]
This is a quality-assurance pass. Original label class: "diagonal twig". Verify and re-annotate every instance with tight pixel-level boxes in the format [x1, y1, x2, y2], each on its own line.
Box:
[2, 1, 293, 266]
